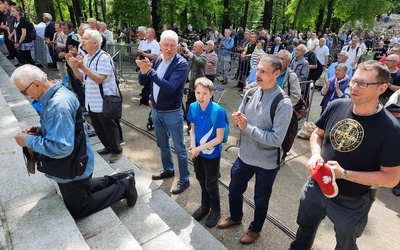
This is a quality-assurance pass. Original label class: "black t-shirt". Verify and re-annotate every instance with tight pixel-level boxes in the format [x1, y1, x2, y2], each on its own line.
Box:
[373, 48, 387, 60]
[14, 17, 32, 43]
[381, 71, 400, 98]
[316, 99, 400, 196]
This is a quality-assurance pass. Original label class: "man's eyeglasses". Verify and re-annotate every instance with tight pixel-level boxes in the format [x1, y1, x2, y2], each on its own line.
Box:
[385, 60, 397, 62]
[349, 79, 386, 89]
[20, 80, 36, 95]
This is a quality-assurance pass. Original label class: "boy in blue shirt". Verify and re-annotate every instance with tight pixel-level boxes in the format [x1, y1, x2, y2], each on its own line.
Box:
[187, 77, 227, 227]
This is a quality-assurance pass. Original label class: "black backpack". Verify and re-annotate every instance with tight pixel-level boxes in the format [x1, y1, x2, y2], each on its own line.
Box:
[246, 88, 298, 165]
[28, 22, 36, 40]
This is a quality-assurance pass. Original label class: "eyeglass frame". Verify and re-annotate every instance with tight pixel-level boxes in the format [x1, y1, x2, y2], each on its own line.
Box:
[20, 80, 37, 95]
[349, 79, 386, 89]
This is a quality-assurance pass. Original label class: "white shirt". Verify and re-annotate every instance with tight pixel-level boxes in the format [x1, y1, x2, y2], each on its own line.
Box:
[315, 45, 329, 65]
[140, 39, 160, 56]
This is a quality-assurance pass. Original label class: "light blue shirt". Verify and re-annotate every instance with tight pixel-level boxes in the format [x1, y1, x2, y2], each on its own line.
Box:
[153, 55, 173, 103]
[25, 82, 94, 183]
[325, 62, 353, 79]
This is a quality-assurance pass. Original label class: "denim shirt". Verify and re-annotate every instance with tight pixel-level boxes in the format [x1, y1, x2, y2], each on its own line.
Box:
[25, 82, 94, 183]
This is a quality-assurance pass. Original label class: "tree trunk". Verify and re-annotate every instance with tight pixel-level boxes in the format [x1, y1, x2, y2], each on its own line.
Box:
[101, 0, 107, 23]
[94, 0, 99, 20]
[68, 5, 76, 28]
[292, 0, 303, 29]
[48, 0, 56, 21]
[34, 0, 48, 23]
[71, 0, 83, 27]
[152, 0, 161, 38]
[242, 0, 249, 29]
[222, 0, 230, 30]
[56, 0, 64, 21]
[315, 6, 324, 34]
[323, 0, 334, 31]
[88, 0, 93, 18]
[263, 0, 273, 31]
[182, 8, 188, 34]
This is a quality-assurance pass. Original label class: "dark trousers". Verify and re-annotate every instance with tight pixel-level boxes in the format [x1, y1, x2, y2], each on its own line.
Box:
[67, 66, 85, 108]
[57, 174, 128, 219]
[290, 178, 374, 250]
[185, 91, 196, 125]
[193, 155, 221, 212]
[89, 110, 123, 154]
[18, 49, 35, 65]
[4, 31, 19, 59]
[229, 157, 280, 232]
[206, 74, 215, 83]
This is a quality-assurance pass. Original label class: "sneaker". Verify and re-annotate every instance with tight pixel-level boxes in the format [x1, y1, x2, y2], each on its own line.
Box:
[97, 148, 110, 155]
[171, 180, 190, 194]
[217, 217, 242, 229]
[239, 229, 260, 244]
[125, 174, 138, 207]
[152, 170, 175, 180]
[192, 206, 210, 221]
[311, 163, 338, 198]
[87, 130, 97, 137]
[14, 63, 22, 67]
[109, 153, 122, 163]
[6, 55, 14, 59]
[120, 140, 125, 146]
[205, 210, 221, 228]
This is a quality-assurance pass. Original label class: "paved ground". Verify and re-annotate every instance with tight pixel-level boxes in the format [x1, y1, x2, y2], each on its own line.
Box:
[1, 44, 400, 249]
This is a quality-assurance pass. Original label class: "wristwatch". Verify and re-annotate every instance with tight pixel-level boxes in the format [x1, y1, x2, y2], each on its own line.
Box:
[341, 169, 348, 180]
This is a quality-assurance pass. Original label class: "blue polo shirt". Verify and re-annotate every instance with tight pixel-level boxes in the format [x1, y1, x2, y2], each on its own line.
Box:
[188, 101, 226, 158]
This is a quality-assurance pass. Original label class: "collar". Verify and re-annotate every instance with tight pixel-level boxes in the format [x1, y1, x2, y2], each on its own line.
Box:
[40, 81, 62, 105]
[67, 31, 75, 37]
[278, 68, 287, 77]
[45, 21, 51, 26]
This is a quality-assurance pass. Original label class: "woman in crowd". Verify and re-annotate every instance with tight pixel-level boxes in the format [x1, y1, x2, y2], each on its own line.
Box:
[45, 20, 67, 80]
[10, 5, 35, 66]
[320, 63, 351, 113]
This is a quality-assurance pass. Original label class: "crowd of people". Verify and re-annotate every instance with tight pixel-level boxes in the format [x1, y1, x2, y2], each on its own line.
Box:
[3, 3, 400, 247]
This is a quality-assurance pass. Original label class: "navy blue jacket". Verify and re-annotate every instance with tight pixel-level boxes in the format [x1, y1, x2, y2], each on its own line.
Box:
[138, 53, 189, 111]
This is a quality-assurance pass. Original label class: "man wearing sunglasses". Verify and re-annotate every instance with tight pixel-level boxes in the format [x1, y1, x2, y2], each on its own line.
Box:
[380, 54, 400, 104]
[290, 60, 400, 249]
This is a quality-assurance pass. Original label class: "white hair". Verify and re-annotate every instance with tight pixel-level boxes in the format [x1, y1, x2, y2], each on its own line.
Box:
[43, 13, 52, 21]
[160, 30, 178, 44]
[84, 30, 102, 49]
[11, 65, 47, 86]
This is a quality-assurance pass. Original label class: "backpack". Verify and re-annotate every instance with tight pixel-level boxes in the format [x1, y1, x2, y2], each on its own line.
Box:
[246, 88, 298, 165]
[190, 101, 230, 143]
[28, 22, 36, 40]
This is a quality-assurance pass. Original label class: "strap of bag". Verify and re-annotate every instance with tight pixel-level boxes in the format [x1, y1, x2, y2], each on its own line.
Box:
[93, 52, 122, 100]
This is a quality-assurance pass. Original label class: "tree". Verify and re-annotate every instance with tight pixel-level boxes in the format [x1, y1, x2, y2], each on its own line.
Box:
[263, 0, 273, 31]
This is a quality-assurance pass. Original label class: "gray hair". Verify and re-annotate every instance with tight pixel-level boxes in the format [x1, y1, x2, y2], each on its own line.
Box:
[43, 13, 52, 21]
[84, 30, 102, 49]
[79, 23, 91, 31]
[278, 49, 292, 62]
[298, 44, 307, 53]
[160, 30, 178, 44]
[259, 54, 282, 72]
[137, 26, 146, 33]
[206, 40, 214, 49]
[11, 64, 47, 86]
[336, 63, 348, 73]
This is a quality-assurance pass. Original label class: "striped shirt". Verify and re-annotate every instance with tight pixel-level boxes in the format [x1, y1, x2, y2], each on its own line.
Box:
[84, 49, 118, 113]
[205, 50, 218, 76]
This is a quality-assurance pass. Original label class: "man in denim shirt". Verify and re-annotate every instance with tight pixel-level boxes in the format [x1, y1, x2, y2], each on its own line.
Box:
[12, 65, 137, 219]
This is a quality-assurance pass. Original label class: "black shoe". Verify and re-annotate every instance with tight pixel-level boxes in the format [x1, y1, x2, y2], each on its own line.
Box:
[14, 63, 22, 67]
[192, 206, 210, 221]
[125, 174, 138, 207]
[97, 148, 110, 155]
[6, 55, 14, 59]
[152, 170, 175, 180]
[111, 169, 135, 180]
[205, 210, 221, 228]
[87, 130, 97, 137]
[218, 79, 224, 83]
[171, 180, 190, 194]
[393, 184, 400, 196]
[221, 81, 228, 85]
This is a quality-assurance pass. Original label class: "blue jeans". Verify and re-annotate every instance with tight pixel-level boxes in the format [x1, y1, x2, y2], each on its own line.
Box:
[228, 157, 280, 232]
[151, 108, 190, 182]
[221, 55, 231, 82]
[290, 178, 374, 250]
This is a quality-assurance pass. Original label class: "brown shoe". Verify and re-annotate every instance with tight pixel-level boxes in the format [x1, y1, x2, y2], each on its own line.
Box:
[217, 217, 242, 229]
[97, 148, 110, 155]
[239, 229, 260, 244]
[109, 153, 122, 163]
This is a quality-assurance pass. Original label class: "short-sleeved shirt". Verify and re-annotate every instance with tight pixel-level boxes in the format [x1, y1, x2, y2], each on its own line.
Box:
[187, 101, 226, 159]
[84, 49, 118, 112]
[140, 39, 160, 55]
[315, 45, 329, 65]
[316, 99, 400, 196]
[14, 17, 32, 43]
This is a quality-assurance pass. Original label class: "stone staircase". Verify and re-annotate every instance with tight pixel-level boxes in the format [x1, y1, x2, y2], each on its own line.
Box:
[0, 53, 226, 250]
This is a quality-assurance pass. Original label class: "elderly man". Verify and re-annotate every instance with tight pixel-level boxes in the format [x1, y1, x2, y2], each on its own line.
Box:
[43, 13, 55, 67]
[290, 60, 400, 250]
[269, 37, 284, 55]
[342, 37, 362, 73]
[100, 22, 114, 46]
[12, 64, 137, 219]
[314, 38, 330, 88]
[66, 30, 123, 163]
[182, 40, 207, 113]
[277, 50, 301, 105]
[135, 27, 160, 105]
[219, 29, 234, 85]
[136, 26, 146, 50]
[217, 55, 293, 244]
[324, 51, 353, 84]
[289, 44, 309, 82]
[205, 40, 218, 82]
[136, 30, 190, 194]
[380, 54, 400, 104]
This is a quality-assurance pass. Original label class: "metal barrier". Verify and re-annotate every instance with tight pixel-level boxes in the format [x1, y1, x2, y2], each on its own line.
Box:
[106, 43, 139, 80]
[214, 46, 243, 84]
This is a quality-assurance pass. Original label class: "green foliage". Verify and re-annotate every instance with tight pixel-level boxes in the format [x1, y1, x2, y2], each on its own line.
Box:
[109, 0, 150, 28]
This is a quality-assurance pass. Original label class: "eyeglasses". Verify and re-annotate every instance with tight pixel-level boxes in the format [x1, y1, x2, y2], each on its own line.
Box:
[349, 79, 385, 89]
[205, 43, 211, 45]
[386, 60, 397, 62]
[20, 80, 37, 95]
